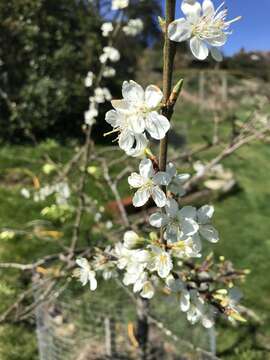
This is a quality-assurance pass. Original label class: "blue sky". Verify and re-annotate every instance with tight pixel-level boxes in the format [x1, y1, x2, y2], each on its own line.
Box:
[160, 0, 270, 55]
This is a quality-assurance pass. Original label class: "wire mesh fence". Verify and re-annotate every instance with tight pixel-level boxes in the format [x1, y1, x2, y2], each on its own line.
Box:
[34, 278, 217, 360]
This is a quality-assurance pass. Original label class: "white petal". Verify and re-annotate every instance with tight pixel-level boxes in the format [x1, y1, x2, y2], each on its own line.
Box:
[76, 257, 89, 269]
[191, 232, 202, 252]
[181, 218, 199, 236]
[168, 18, 192, 42]
[153, 171, 171, 186]
[210, 47, 223, 62]
[180, 289, 190, 312]
[145, 85, 163, 108]
[128, 173, 145, 188]
[165, 198, 179, 218]
[122, 80, 144, 103]
[80, 269, 89, 286]
[145, 112, 170, 140]
[129, 114, 145, 134]
[89, 272, 97, 291]
[133, 188, 151, 207]
[179, 206, 197, 220]
[207, 33, 227, 47]
[141, 281, 155, 299]
[105, 110, 118, 127]
[199, 225, 219, 243]
[157, 252, 173, 278]
[197, 205, 214, 224]
[181, 0, 201, 22]
[126, 134, 148, 157]
[152, 186, 167, 208]
[202, 0, 215, 16]
[139, 158, 154, 179]
[202, 314, 214, 328]
[166, 162, 177, 177]
[149, 212, 168, 228]
[190, 37, 209, 60]
[119, 130, 134, 151]
[111, 99, 131, 113]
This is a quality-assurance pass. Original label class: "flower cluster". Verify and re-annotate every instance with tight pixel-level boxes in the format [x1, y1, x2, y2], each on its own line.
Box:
[75, 0, 245, 331]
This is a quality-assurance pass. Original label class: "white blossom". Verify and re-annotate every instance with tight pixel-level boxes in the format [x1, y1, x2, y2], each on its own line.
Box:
[149, 198, 199, 242]
[123, 230, 144, 250]
[112, 0, 129, 10]
[101, 22, 113, 37]
[168, 0, 241, 61]
[99, 46, 120, 63]
[123, 19, 144, 36]
[128, 159, 170, 208]
[76, 258, 97, 291]
[186, 290, 215, 328]
[103, 66, 116, 78]
[84, 103, 98, 126]
[92, 87, 112, 104]
[85, 71, 94, 87]
[111, 80, 170, 140]
[148, 245, 173, 278]
[21, 188, 30, 199]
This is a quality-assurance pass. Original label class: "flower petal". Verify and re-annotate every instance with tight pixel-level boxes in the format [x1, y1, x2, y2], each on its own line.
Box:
[207, 33, 227, 47]
[180, 289, 191, 312]
[126, 134, 148, 157]
[111, 99, 131, 113]
[152, 186, 167, 208]
[202, 0, 215, 16]
[119, 130, 134, 151]
[190, 37, 209, 60]
[210, 46, 223, 62]
[197, 205, 214, 224]
[133, 188, 151, 207]
[139, 158, 154, 179]
[128, 173, 145, 188]
[181, 0, 201, 22]
[168, 18, 192, 43]
[145, 85, 163, 108]
[105, 110, 118, 127]
[122, 80, 144, 103]
[141, 281, 155, 299]
[165, 198, 179, 218]
[181, 218, 199, 236]
[179, 206, 197, 220]
[128, 114, 145, 133]
[153, 171, 171, 186]
[145, 112, 170, 140]
[149, 212, 168, 228]
[199, 225, 219, 243]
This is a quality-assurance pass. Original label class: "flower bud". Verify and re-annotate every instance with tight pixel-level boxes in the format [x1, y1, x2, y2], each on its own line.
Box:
[123, 231, 144, 250]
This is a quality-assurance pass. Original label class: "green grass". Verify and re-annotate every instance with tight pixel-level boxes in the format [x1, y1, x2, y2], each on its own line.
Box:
[0, 103, 269, 359]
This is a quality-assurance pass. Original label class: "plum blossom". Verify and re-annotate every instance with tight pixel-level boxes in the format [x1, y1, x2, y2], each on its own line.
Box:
[123, 230, 144, 250]
[105, 80, 170, 156]
[168, 0, 241, 61]
[128, 159, 170, 208]
[84, 102, 98, 126]
[103, 66, 116, 78]
[85, 71, 94, 87]
[166, 275, 191, 312]
[111, 80, 170, 140]
[186, 290, 215, 328]
[148, 245, 173, 278]
[76, 258, 97, 291]
[101, 22, 113, 37]
[92, 87, 112, 104]
[149, 198, 199, 243]
[112, 0, 129, 10]
[99, 46, 120, 63]
[123, 19, 144, 36]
